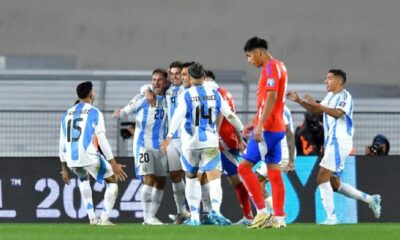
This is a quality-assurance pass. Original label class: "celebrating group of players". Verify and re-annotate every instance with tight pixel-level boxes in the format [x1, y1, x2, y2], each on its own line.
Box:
[59, 36, 381, 228]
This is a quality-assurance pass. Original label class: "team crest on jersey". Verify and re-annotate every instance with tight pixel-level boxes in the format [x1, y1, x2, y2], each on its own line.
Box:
[267, 78, 275, 87]
[339, 101, 346, 107]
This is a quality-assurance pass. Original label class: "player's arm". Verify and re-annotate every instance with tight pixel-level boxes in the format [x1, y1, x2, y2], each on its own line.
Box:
[113, 95, 140, 119]
[253, 90, 277, 142]
[216, 112, 223, 132]
[219, 95, 244, 137]
[161, 93, 187, 153]
[140, 84, 156, 107]
[304, 94, 345, 119]
[58, 121, 70, 184]
[286, 91, 323, 115]
[96, 111, 127, 181]
[285, 123, 296, 172]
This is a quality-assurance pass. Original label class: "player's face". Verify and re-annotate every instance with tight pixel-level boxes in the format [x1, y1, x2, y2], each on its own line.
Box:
[169, 67, 182, 86]
[246, 49, 262, 68]
[181, 67, 191, 88]
[152, 73, 168, 95]
[324, 72, 341, 92]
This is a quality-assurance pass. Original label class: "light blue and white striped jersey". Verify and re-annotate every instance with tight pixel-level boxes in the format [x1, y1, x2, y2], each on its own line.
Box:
[320, 89, 354, 147]
[283, 105, 294, 133]
[168, 84, 242, 150]
[122, 94, 168, 150]
[59, 103, 109, 167]
[166, 85, 185, 138]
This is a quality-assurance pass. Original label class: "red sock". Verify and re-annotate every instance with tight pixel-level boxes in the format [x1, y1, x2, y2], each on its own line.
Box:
[268, 168, 285, 216]
[234, 182, 253, 219]
[238, 163, 265, 210]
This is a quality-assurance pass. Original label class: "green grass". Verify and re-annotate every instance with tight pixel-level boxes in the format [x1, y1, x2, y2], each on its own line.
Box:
[0, 223, 399, 240]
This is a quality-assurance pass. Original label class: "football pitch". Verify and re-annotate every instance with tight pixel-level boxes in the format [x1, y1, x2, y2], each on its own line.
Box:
[0, 223, 399, 240]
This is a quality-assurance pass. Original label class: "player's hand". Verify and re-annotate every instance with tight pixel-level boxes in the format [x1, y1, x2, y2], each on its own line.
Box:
[286, 91, 299, 102]
[60, 168, 71, 185]
[113, 108, 122, 118]
[161, 137, 172, 154]
[242, 122, 254, 139]
[284, 161, 295, 173]
[110, 160, 127, 182]
[304, 94, 318, 106]
[253, 125, 263, 143]
[145, 90, 157, 107]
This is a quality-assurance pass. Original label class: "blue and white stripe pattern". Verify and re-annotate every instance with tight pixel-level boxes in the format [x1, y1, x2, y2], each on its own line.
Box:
[166, 85, 184, 139]
[59, 103, 104, 167]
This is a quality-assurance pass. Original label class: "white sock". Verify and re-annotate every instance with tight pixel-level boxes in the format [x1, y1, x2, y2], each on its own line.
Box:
[265, 196, 273, 214]
[201, 182, 212, 213]
[319, 182, 336, 220]
[140, 184, 153, 221]
[78, 180, 96, 220]
[186, 177, 201, 221]
[172, 181, 187, 214]
[150, 188, 164, 217]
[338, 182, 372, 204]
[101, 183, 118, 221]
[208, 178, 222, 214]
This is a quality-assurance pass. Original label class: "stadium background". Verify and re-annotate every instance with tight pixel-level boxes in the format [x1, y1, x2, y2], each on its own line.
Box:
[0, 0, 399, 225]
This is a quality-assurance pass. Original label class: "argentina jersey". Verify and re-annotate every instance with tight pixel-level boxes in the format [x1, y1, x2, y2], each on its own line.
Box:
[166, 85, 184, 138]
[123, 95, 168, 151]
[59, 103, 105, 167]
[172, 85, 231, 150]
[320, 89, 354, 148]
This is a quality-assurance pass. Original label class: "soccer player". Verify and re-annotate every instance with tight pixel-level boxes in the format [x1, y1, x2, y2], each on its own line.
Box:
[59, 81, 127, 226]
[287, 69, 381, 225]
[141, 62, 190, 224]
[114, 68, 170, 225]
[204, 71, 254, 225]
[161, 63, 244, 226]
[238, 36, 288, 229]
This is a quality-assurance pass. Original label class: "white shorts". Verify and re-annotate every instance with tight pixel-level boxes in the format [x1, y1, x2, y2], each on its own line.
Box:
[167, 138, 182, 172]
[135, 147, 167, 177]
[319, 143, 352, 176]
[70, 155, 114, 182]
[181, 147, 221, 174]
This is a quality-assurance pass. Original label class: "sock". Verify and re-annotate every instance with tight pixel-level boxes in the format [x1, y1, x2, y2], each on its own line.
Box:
[150, 188, 164, 217]
[238, 163, 266, 211]
[338, 182, 372, 204]
[201, 182, 212, 213]
[172, 181, 187, 214]
[265, 196, 273, 213]
[208, 178, 223, 214]
[78, 180, 96, 220]
[101, 183, 118, 221]
[140, 184, 153, 221]
[319, 182, 336, 219]
[234, 182, 253, 219]
[268, 168, 285, 216]
[186, 177, 201, 221]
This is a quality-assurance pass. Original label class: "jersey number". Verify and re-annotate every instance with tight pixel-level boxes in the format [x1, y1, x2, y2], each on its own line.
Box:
[195, 106, 212, 126]
[154, 109, 165, 120]
[139, 153, 150, 163]
[66, 118, 83, 142]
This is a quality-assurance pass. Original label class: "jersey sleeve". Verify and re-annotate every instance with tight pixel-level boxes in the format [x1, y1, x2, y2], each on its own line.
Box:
[139, 84, 153, 95]
[167, 91, 188, 138]
[320, 93, 331, 107]
[59, 119, 66, 162]
[218, 92, 244, 132]
[121, 94, 143, 117]
[265, 62, 280, 92]
[336, 91, 352, 115]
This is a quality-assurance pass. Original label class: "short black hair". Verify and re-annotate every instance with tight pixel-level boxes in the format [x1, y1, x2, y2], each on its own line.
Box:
[188, 63, 205, 79]
[244, 36, 268, 52]
[328, 69, 347, 84]
[152, 68, 168, 79]
[169, 61, 183, 69]
[205, 70, 215, 80]
[182, 62, 195, 69]
[76, 81, 93, 99]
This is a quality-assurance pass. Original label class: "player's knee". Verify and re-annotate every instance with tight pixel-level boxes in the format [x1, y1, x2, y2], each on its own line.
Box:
[170, 171, 183, 182]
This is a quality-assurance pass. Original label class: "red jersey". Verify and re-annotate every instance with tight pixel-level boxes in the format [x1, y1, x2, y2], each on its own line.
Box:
[254, 59, 287, 132]
[218, 87, 239, 150]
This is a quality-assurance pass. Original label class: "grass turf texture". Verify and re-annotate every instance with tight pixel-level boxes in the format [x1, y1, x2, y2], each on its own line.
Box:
[0, 223, 398, 240]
